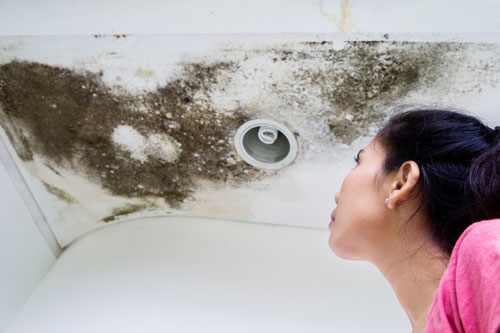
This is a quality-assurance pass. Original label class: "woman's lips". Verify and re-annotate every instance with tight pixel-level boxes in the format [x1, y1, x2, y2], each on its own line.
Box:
[329, 214, 335, 228]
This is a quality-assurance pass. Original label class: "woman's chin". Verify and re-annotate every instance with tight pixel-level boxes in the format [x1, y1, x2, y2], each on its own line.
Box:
[328, 237, 361, 260]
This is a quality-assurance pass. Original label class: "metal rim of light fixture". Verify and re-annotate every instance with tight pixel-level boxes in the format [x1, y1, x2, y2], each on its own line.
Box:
[234, 119, 298, 170]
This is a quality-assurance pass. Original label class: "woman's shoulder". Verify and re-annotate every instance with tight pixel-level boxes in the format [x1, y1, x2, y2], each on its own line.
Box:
[455, 218, 500, 261]
[452, 218, 500, 332]
[425, 218, 500, 333]
[461, 218, 500, 237]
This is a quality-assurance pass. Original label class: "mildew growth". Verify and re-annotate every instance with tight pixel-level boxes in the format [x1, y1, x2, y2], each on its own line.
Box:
[41, 181, 75, 203]
[102, 204, 146, 222]
[0, 60, 270, 208]
[0, 40, 499, 212]
[280, 41, 472, 143]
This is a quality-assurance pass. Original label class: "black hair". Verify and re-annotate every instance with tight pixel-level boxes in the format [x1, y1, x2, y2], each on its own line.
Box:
[376, 107, 500, 255]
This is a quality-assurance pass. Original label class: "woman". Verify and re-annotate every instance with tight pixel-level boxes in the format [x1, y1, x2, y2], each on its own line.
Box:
[329, 108, 500, 332]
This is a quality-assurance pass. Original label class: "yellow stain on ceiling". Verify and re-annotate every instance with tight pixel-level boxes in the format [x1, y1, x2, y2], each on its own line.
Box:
[320, 0, 359, 33]
[134, 67, 156, 79]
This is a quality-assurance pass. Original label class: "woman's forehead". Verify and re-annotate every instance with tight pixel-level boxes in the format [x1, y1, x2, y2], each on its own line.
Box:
[361, 139, 378, 154]
[368, 138, 387, 154]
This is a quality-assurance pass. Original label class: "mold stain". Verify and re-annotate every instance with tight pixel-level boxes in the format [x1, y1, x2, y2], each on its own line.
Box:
[0, 60, 271, 208]
[93, 34, 128, 39]
[102, 204, 145, 222]
[281, 41, 478, 143]
[41, 181, 75, 203]
[0, 40, 499, 212]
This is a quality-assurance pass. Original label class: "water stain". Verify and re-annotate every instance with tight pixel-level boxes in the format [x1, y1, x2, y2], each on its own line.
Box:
[319, 0, 358, 33]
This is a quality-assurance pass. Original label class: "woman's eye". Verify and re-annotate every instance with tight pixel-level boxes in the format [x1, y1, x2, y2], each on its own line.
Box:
[353, 149, 362, 165]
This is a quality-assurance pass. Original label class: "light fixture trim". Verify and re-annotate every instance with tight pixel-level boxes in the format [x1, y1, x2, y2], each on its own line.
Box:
[234, 119, 298, 170]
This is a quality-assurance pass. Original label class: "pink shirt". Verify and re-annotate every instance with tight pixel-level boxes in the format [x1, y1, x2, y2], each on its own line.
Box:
[425, 219, 500, 333]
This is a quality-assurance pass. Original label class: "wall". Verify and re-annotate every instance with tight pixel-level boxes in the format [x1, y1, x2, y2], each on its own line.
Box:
[6, 217, 411, 332]
[1, 1, 500, 332]
[1, 0, 500, 34]
[0, 158, 55, 331]
[1, 1, 499, 248]
[2, 34, 500, 247]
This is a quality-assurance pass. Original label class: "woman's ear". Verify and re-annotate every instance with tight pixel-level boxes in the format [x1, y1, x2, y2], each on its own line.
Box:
[387, 161, 420, 209]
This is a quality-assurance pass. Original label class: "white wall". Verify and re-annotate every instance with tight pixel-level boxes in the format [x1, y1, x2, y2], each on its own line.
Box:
[0, 162, 55, 331]
[6, 217, 411, 332]
[0, 0, 499, 35]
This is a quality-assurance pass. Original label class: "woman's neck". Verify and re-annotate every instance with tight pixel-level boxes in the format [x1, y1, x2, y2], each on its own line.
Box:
[373, 236, 449, 330]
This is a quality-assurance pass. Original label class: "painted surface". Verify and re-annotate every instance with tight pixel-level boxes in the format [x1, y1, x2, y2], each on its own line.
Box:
[5, 217, 411, 332]
[0, 161, 55, 331]
[1, 0, 500, 35]
[1, 34, 500, 246]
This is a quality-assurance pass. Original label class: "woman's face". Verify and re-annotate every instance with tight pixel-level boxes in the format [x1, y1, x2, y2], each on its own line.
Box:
[329, 139, 395, 260]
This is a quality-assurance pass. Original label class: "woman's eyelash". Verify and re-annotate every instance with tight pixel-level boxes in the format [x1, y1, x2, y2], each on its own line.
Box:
[353, 150, 362, 164]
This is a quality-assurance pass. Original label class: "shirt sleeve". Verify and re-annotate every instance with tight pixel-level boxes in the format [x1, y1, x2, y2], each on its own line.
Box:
[454, 219, 500, 333]
[425, 219, 500, 333]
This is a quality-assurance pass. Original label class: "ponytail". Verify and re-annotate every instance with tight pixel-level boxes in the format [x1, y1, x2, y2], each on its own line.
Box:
[467, 127, 500, 221]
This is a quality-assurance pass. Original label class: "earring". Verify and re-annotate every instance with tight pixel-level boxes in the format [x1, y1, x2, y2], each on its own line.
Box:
[386, 198, 402, 206]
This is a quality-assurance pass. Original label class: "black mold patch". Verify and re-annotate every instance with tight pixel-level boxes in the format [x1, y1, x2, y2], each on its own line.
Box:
[290, 41, 469, 143]
[0, 60, 271, 208]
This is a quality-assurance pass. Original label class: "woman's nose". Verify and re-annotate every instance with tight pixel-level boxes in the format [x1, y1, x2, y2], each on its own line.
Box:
[334, 192, 340, 204]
